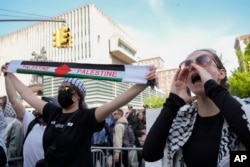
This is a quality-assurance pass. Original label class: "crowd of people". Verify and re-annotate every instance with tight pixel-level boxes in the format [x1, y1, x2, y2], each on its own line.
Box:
[1, 48, 250, 167]
[0, 63, 155, 167]
[0, 82, 148, 167]
[91, 105, 147, 167]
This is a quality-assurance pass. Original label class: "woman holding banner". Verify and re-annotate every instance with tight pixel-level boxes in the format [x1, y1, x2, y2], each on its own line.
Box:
[2, 63, 156, 167]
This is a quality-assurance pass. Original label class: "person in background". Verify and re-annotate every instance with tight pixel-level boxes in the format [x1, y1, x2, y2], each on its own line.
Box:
[0, 77, 23, 167]
[92, 122, 111, 167]
[112, 109, 131, 167]
[2, 64, 156, 167]
[106, 113, 116, 145]
[125, 105, 136, 126]
[0, 96, 16, 118]
[0, 107, 23, 167]
[3, 71, 60, 167]
[143, 49, 250, 167]
[0, 137, 8, 167]
[133, 111, 146, 167]
[142, 104, 148, 124]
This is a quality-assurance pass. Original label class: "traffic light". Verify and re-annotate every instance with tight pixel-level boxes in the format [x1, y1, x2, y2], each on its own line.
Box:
[67, 33, 73, 48]
[59, 26, 70, 46]
[52, 30, 61, 48]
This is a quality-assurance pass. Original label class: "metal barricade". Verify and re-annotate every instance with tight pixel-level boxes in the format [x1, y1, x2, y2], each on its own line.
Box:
[8, 147, 143, 167]
[92, 148, 107, 167]
[7, 157, 23, 167]
[91, 146, 144, 167]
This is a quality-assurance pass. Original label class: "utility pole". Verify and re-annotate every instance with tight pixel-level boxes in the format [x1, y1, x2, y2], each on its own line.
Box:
[30, 47, 47, 85]
[0, 19, 66, 23]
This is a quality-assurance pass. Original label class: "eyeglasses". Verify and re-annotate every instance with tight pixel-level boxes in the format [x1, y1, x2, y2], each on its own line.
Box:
[179, 54, 216, 70]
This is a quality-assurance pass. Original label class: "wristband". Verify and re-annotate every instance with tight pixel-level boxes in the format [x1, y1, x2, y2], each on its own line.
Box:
[147, 79, 156, 89]
[4, 72, 8, 77]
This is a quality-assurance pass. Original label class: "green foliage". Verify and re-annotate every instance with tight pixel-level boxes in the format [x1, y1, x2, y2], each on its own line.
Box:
[229, 69, 250, 98]
[235, 50, 246, 72]
[144, 96, 166, 109]
[229, 39, 250, 98]
[245, 42, 250, 55]
[235, 39, 250, 72]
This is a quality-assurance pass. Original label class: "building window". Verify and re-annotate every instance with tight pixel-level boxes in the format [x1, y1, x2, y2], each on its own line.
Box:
[118, 41, 135, 56]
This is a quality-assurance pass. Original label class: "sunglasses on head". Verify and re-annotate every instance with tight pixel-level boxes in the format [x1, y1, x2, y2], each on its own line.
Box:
[179, 54, 215, 69]
[58, 85, 75, 92]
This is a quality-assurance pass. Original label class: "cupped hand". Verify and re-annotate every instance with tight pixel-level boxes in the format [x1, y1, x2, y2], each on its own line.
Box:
[170, 68, 196, 103]
[190, 63, 213, 84]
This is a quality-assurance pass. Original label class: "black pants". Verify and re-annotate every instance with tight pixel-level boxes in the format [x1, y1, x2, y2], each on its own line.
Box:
[137, 150, 145, 167]
[113, 150, 131, 167]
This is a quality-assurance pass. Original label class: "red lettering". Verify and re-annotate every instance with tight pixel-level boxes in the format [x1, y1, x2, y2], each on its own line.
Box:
[76, 69, 117, 78]
[22, 65, 49, 71]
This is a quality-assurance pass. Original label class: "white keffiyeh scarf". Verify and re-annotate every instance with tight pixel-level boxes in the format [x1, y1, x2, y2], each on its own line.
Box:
[162, 97, 250, 167]
[3, 97, 16, 118]
[0, 109, 7, 132]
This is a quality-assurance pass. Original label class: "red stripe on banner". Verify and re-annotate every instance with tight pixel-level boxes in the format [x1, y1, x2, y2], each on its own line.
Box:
[55, 64, 71, 77]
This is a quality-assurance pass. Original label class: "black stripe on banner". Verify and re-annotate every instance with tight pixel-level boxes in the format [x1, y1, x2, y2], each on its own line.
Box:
[21, 61, 125, 71]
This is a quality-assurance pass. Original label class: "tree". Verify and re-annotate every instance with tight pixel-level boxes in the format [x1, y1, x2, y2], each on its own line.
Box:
[144, 96, 166, 109]
[229, 39, 250, 98]
[229, 71, 250, 98]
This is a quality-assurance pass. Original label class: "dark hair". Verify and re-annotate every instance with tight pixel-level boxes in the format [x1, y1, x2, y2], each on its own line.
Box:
[70, 85, 87, 110]
[136, 111, 144, 117]
[191, 49, 229, 90]
[0, 96, 7, 110]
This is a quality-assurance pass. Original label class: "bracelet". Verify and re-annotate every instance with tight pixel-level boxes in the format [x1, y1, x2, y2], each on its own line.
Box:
[4, 72, 8, 77]
[147, 79, 156, 89]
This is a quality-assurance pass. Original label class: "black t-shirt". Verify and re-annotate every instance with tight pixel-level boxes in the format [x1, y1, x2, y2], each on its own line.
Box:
[42, 103, 105, 167]
[183, 112, 224, 167]
[143, 80, 250, 163]
[0, 146, 7, 167]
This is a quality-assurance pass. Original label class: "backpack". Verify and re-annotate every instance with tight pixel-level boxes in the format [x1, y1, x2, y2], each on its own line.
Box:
[118, 122, 135, 147]
[23, 96, 57, 143]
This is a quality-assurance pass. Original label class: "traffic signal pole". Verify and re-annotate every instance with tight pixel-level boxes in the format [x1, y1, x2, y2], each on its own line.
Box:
[0, 19, 73, 49]
[0, 19, 66, 22]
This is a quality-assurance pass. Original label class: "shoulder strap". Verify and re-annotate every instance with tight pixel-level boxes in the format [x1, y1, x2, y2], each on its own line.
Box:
[49, 112, 76, 146]
[45, 112, 76, 160]
[23, 116, 44, 143]
[22, 116, 45, 157]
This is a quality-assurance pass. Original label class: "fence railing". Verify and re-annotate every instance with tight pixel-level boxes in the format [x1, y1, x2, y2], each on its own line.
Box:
[8, 146, 144, 167]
